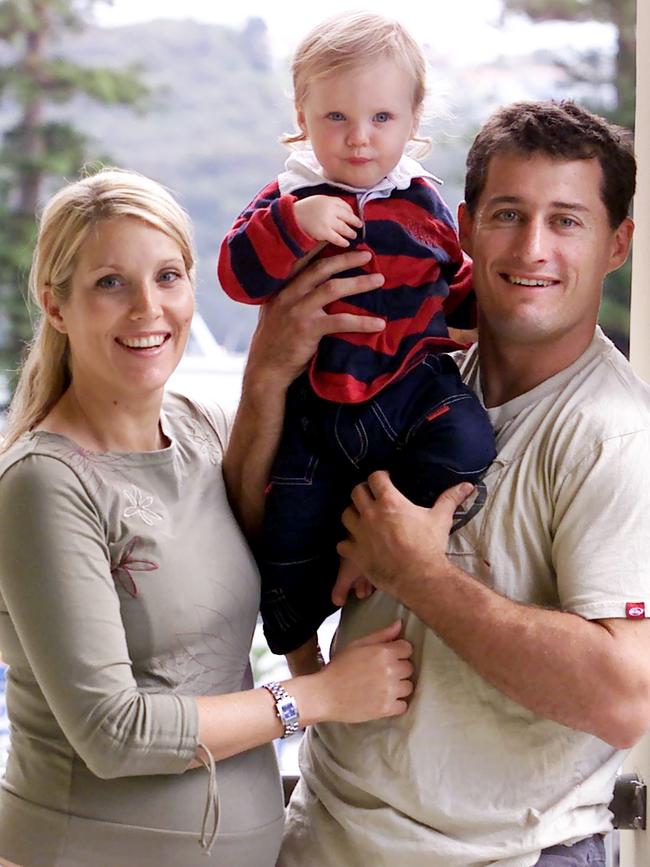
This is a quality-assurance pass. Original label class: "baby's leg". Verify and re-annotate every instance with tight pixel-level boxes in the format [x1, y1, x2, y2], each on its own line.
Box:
[257, 379, 354, 655]
[382, 354, 496, 521]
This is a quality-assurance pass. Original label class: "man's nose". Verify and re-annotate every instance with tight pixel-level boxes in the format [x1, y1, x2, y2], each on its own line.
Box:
[516, 218, 548, 263]
[129, 281, 162, 319]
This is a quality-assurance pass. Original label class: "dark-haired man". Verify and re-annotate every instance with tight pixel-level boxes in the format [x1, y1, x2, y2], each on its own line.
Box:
[229, 100, 650, 867]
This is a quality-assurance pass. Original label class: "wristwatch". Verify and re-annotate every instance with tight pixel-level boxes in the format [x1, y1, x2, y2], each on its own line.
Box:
[262, 681, 302, 738]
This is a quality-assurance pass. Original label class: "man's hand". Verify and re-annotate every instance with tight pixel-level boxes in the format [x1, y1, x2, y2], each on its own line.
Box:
[337, 472, 474, 601]
[245, 249, 385, 390]
[225, 252, 385, 539]
[294, 195, 364, 246]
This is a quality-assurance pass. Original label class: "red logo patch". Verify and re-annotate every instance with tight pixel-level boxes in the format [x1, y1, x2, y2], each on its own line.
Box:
[426, 404, 450, 422]
[626, 602, 646, 619]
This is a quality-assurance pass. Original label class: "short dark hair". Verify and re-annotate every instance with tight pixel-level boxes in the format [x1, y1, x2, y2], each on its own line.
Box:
[464, 100, 636, 228]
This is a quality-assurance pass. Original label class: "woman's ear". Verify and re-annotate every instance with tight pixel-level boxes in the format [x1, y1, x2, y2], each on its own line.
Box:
[42, 288, 67, 334]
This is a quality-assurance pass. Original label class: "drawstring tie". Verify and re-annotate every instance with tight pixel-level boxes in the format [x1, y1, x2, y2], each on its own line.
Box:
[196, 742, 220, 856]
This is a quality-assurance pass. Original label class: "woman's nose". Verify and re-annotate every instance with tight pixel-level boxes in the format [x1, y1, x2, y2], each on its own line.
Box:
[129, 281, 162, 319]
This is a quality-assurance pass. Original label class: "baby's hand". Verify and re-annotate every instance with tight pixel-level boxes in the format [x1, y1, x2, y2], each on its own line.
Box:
[294, 196, 363, 247]
[332, 557, 375, 607]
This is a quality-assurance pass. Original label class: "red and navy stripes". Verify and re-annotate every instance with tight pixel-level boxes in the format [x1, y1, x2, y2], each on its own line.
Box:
[218, 177, 474, 403]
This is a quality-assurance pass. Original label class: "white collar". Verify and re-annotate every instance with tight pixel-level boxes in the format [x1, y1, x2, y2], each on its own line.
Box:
[278, 148, 442, 200]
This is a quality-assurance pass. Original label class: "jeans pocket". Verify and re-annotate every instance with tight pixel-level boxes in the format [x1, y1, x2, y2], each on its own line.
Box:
[333, 405, 369, 469]
[270, 448, 319, 486]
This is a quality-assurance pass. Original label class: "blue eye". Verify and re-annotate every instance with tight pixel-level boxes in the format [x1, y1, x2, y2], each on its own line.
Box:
[373, 112, 391, 123]
[495, 210, 519, 223]
[159, 269, 180, 284]
[326, 111, 345, 121]
[96, 274, 123, 290]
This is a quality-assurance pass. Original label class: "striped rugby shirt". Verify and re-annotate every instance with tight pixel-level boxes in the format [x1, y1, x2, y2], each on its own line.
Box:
[218, 151, 474, 403]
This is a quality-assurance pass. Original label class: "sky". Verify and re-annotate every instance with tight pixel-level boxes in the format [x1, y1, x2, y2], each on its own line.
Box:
[94, 0, 613, 66]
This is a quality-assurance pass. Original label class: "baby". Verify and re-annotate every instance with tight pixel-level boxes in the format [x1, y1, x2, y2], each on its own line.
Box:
[218, 12, 496, 663]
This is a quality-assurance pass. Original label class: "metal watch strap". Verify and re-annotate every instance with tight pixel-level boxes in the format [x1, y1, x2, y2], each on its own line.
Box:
[262, 681, 301, 738]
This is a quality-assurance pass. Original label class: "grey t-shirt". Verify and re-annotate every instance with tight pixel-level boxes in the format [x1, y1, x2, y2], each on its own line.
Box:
[0, 392, 283, 866]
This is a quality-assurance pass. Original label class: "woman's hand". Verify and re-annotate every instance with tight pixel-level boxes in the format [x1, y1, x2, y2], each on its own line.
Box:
[308, 619, 413, 724]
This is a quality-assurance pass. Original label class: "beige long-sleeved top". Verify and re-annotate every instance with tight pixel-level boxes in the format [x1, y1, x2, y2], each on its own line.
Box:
[0, 393, 283, 867]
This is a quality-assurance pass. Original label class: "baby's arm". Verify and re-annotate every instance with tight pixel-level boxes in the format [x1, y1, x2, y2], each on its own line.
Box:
[218, 181, 323, 303]
[294, 195, 362, 247]
[218, 184, 362, 304]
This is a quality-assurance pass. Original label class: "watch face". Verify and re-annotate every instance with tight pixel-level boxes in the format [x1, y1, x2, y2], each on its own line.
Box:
[279, 698, 300, 725]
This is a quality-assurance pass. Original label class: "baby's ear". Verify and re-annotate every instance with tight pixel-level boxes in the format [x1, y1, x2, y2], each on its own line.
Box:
[410, 107, 423, 138]
[296, 106, 307, 135]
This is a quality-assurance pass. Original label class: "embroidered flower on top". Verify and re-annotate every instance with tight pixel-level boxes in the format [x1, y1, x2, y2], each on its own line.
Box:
[181, 416, 220, 466]
[110, 536, 159, 598]
[123, 485, 163, 526]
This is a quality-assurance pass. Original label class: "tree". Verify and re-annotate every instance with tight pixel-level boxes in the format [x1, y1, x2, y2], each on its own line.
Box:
[0, 0, 148, 387]
[501, 0, 636, 352]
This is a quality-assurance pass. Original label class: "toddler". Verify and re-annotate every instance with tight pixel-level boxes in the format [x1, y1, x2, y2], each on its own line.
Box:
[218, 12, 496, 660]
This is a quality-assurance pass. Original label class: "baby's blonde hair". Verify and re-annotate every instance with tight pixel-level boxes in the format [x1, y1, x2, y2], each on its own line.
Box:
[2, 167, 195, 450]
[282, 11, 431, 154]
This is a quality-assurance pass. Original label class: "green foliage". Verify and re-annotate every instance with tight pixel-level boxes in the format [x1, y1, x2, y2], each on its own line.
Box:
[0, 0, 147, 389]
[502, 0, 636, 353]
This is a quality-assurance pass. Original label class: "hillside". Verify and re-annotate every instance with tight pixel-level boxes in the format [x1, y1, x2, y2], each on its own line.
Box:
[0, 17, 624, 350]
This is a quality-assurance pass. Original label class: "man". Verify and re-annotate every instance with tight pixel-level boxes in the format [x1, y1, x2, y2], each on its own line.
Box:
[226, 101, 650, 867]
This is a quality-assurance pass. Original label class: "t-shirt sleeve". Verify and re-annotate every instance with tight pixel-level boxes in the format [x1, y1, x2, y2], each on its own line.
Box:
[552, 429, 650, 620]
[0, 455, 199, 779]
[185, 398, 234, 450]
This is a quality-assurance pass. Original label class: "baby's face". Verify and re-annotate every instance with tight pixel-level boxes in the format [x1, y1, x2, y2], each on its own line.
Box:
[297, 58, 419, 188]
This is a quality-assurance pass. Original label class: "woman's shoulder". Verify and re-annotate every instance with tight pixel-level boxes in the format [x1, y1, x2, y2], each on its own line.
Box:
[163, 390, 234, 453]
[0, 435, 94, 512]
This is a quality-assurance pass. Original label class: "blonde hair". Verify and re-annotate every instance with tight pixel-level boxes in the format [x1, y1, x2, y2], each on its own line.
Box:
[2, 167, 196, 451]
[282, 11, 431, 155]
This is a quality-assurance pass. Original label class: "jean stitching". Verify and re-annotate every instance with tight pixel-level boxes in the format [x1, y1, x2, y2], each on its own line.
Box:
[370, 401, 398, 441]
[404, 392, 470, 444]
[355, 420, 369, 463]
[272, 453, 319, 485]
[335, 406, 365, 468]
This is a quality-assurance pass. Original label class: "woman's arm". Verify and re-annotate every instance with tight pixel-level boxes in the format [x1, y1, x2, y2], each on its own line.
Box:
[223, 250, 386, 539]
[0, 457, 197, 779]
[193, 618, 412, 763]
[0, 454, 413, 778]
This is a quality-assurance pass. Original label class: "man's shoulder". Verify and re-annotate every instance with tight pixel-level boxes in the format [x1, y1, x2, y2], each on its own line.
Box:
[568, 337, 650, 436]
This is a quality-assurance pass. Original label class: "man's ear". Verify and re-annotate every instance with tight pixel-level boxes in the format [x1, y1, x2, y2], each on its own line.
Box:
[457, 202, 474, 257]
[607, 216, 634, 274]
[42, 288, 67, 334]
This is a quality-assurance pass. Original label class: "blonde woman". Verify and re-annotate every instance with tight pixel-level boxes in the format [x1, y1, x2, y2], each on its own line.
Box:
[0, 168, 413, 867]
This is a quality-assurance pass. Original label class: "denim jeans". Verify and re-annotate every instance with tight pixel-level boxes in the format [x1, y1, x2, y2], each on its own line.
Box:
[259, 353, 497, 653]
[535, 834, 606, 865]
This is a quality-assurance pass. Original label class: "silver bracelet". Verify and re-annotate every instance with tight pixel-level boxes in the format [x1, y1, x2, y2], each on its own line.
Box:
[262, 681, 301, 738]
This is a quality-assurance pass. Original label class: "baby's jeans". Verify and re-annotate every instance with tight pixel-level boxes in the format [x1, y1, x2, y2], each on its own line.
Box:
[258, 352, 496, 654]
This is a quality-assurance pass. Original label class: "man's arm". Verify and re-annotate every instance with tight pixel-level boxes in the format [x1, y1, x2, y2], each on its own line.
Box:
[223, 250, 385, 539]
[338, 472, 650, 749]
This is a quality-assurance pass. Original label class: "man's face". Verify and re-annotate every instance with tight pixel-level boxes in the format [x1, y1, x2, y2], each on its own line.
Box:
[458, 152, 633, 354]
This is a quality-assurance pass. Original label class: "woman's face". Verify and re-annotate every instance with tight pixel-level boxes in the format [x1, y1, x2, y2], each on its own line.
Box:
[49, 216, 194, 403]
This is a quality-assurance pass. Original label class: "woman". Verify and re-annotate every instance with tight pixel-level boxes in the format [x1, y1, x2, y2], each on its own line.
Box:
[0, 168, 413, 867]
